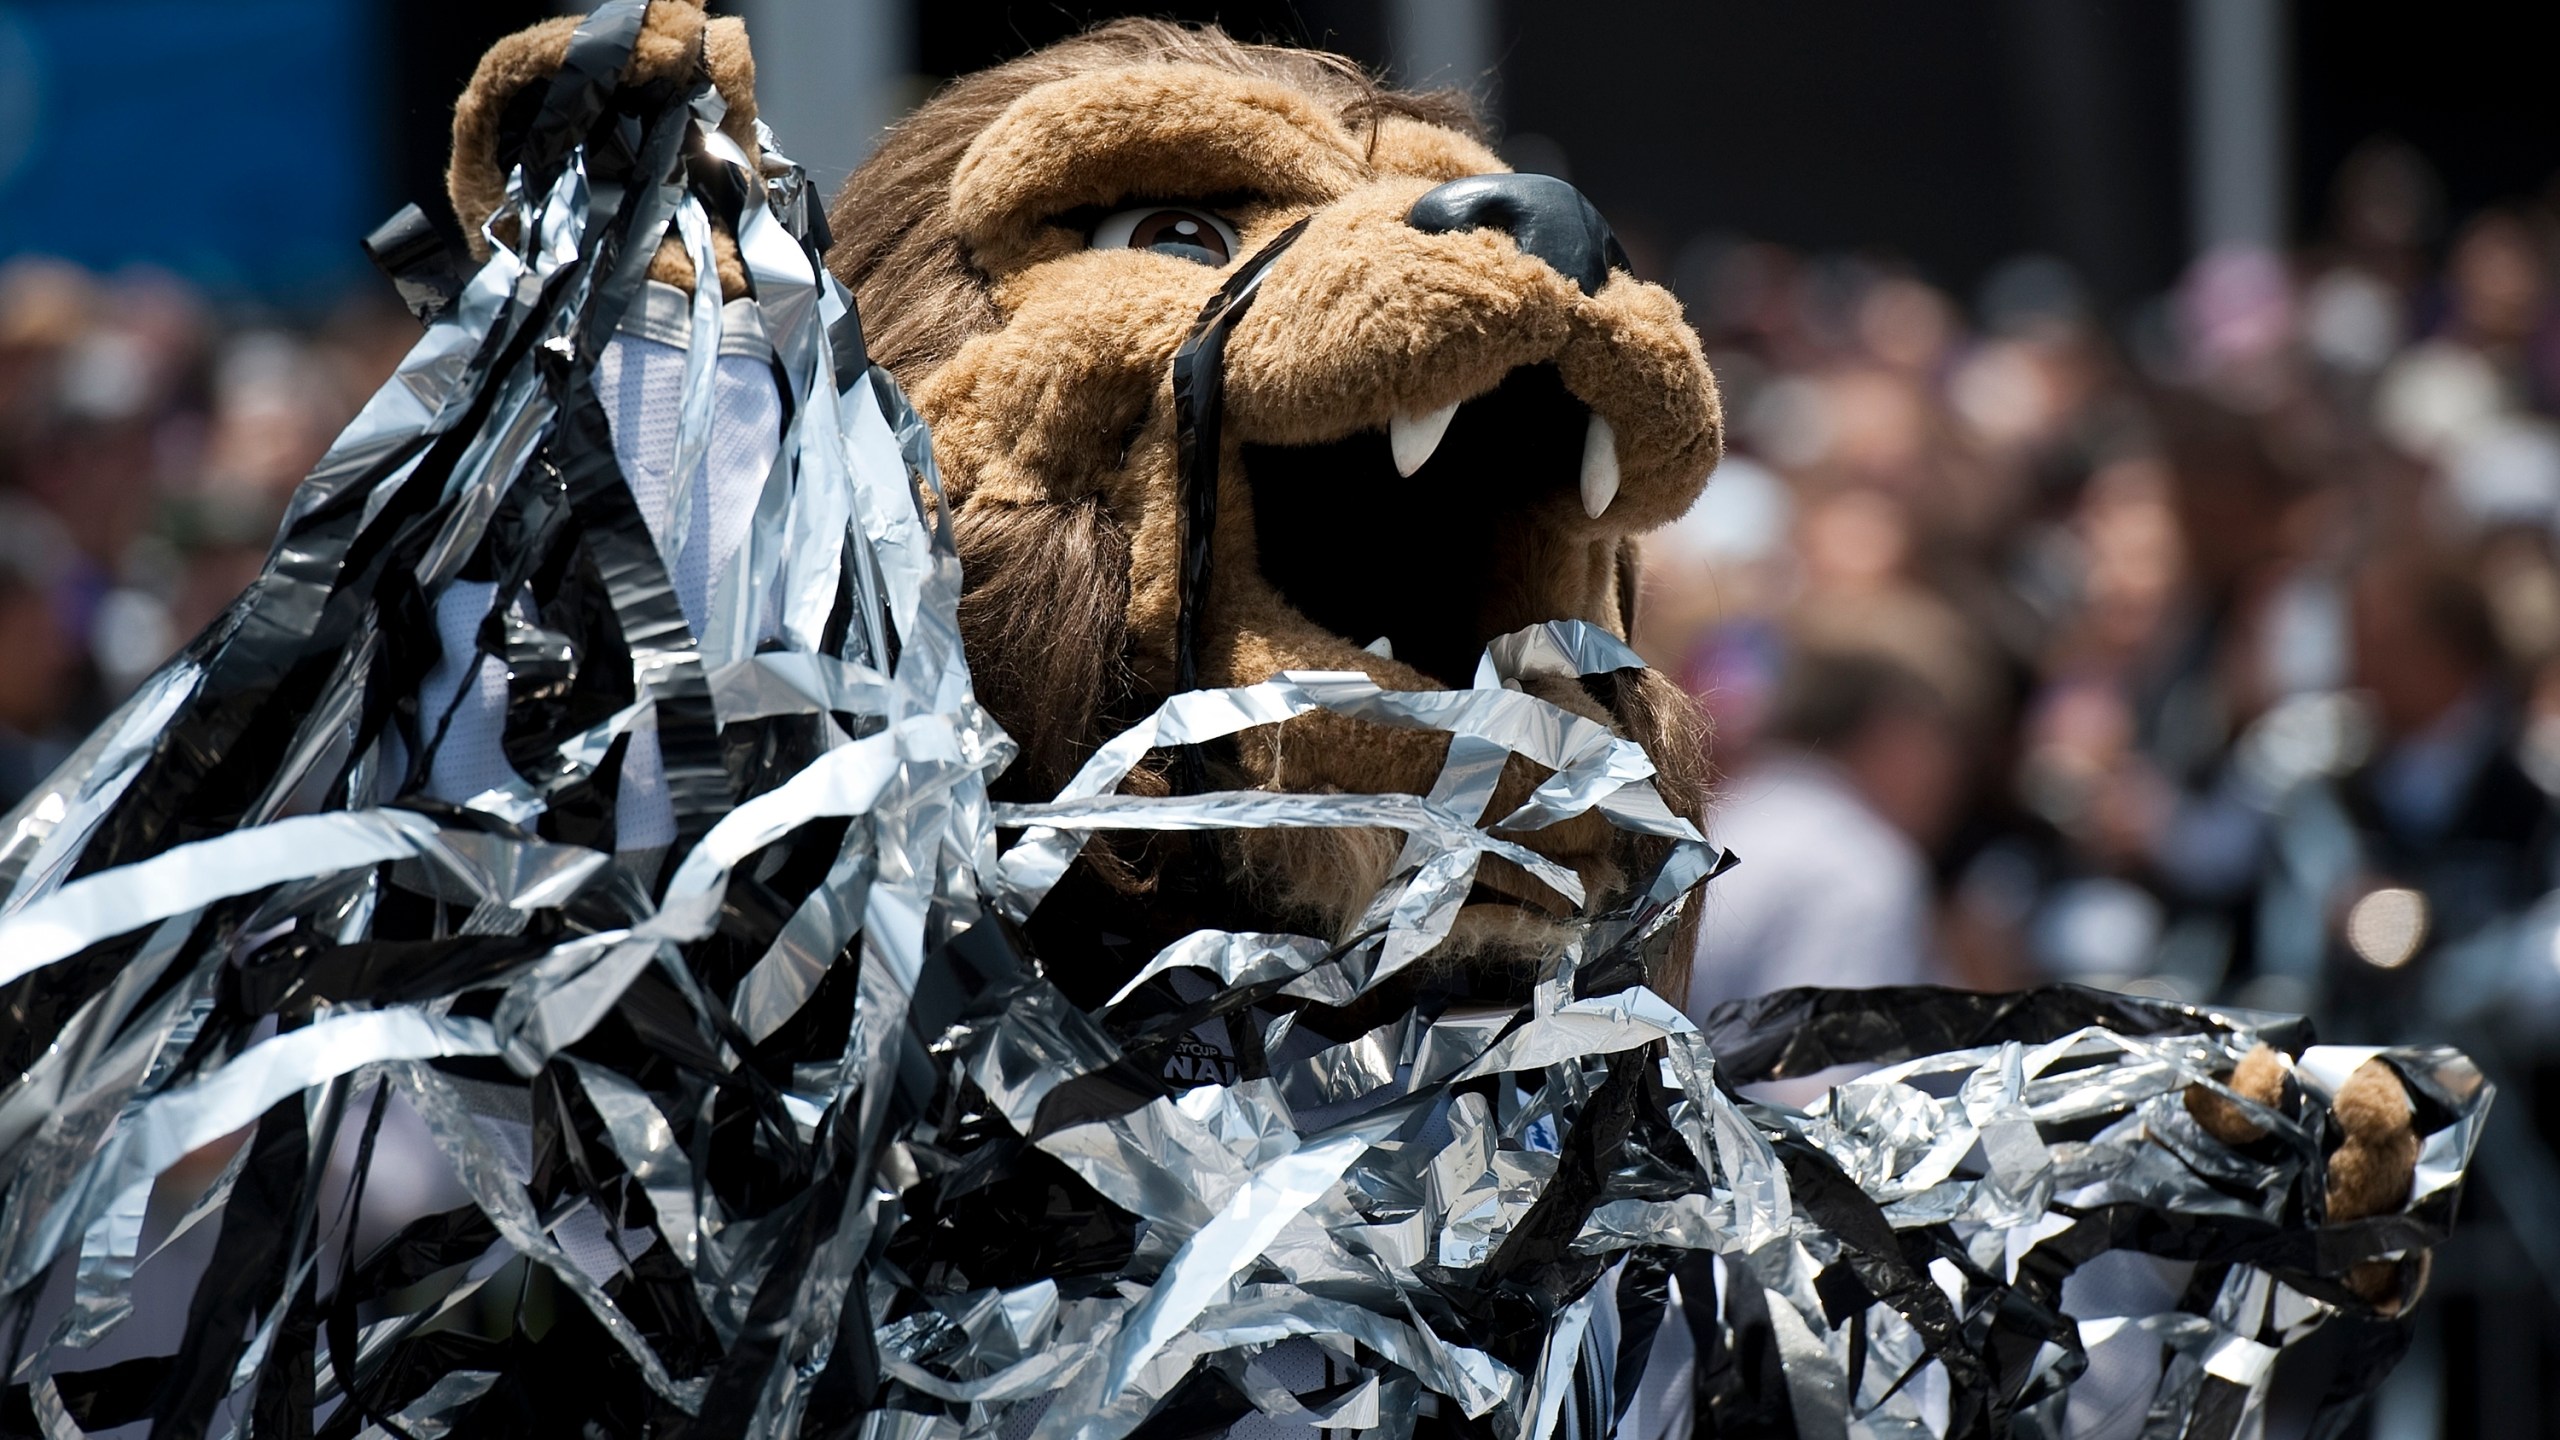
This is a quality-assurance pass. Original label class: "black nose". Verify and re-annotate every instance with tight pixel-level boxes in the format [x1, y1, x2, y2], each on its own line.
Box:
[1405, 173, 1629, 297]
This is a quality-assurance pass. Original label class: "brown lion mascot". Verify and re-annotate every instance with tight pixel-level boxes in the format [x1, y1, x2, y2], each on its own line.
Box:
[453, 8, 1715, 1008]
[445, 0, 2424, 1305]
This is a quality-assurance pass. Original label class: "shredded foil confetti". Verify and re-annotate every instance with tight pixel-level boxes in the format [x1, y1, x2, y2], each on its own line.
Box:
[0, 7, 2487, 1438]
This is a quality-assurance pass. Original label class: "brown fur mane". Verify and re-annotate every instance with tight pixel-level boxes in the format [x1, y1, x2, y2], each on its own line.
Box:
[953, 493, 1136, 799]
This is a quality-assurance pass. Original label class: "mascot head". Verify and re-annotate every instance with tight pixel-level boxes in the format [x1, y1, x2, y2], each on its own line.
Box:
[455, 12, 1722, 991]
[832, 21, 1724, 984]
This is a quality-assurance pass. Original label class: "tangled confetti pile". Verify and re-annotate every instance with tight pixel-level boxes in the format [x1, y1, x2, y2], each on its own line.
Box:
[0, 7, 2484, 1437]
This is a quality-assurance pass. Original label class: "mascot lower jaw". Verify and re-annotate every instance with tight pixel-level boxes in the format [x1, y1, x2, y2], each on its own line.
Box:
[0, 4, 2479, 1439]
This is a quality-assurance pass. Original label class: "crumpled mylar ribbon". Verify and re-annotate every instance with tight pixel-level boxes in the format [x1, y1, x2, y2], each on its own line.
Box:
[0, 5, 2485, 1439]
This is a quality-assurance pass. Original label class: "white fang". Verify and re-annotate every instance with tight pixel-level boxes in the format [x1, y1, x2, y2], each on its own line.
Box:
[1363, 636, 1395, 659]
[1580, 414, 1620, 518]
[1389, 401, 1460, 477]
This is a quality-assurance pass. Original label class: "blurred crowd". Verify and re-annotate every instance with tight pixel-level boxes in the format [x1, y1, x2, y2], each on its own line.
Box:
[4, 131, 2559, 1432]
[1643, 140, 2560, 1434]
[0, 257, 415, 803]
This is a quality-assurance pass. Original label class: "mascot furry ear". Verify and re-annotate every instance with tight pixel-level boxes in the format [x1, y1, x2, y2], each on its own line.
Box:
[449, 0, 763, 295]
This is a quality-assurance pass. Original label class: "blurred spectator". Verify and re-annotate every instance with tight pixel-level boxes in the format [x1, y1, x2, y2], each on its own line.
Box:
[0, 499, 73, 800]
[2257, 546, 2550, 1031]
[0, 255, 410, 812]
[1689, 638, 1970, 1013]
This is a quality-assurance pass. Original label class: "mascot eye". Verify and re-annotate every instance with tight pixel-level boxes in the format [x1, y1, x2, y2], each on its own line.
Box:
[1090, 206, 1238, 266]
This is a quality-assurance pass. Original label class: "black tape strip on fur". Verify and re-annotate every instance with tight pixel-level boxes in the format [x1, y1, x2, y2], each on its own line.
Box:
[1166, 218, 1310, 785]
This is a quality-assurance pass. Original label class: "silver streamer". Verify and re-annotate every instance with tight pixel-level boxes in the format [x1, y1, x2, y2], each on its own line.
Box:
[0, 7, 2483, 1439]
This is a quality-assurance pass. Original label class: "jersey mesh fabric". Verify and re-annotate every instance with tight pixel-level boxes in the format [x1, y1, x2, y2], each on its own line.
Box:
[409, 326, 783, 854]
[592, 330, 784, 637]
[413, 579, 520, 806]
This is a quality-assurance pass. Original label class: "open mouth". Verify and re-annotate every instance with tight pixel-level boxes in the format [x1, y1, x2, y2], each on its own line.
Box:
[1242, 363, 1610, 689]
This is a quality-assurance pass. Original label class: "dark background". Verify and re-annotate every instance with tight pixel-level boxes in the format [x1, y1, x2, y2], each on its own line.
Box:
[3, 0, 2538, 313]
[1, 1, 2548, 311]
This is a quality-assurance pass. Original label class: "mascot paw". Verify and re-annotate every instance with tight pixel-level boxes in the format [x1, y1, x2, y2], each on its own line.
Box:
[2185, 1045, 2428, 1312]
[448, 0, 759, 297]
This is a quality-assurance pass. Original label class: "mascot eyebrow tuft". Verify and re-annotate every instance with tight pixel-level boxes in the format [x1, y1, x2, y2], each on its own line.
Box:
[825, 19, 1479, 379]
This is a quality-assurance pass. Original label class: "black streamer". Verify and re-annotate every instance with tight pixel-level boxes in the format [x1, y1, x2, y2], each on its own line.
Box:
[1165, 217, 1311, 789]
